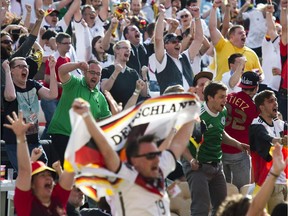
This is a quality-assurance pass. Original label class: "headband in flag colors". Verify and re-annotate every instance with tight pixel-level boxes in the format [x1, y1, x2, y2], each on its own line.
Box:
[64, 92, 201, 200]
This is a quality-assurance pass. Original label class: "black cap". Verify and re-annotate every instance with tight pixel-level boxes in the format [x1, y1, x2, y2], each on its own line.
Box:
[238, 71, 260, 89]
[193, 71, 213, 87]
[164, 33, 183, 44]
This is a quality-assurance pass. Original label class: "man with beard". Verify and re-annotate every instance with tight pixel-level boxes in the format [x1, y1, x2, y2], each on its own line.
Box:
[1, 10, 44, 138]
[4, 110, 75, 216]
[154, 5, 203, 94]
[48, 60, 111, 166]
[249, 90, 288, 214]
[209, 0, 263, 81]
[101, 40, 148, 107]
[2, 56, 58, 171]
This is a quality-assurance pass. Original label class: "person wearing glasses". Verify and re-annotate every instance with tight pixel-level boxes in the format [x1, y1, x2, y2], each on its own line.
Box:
[2, 55, 58, 172]
[154, 4, 203, 95]
[71, 97, 198, 216]
[101, 40, 149, 107]
[40, 32, 72, 139]
[1, 10, 44, 139]
[48, 60, 111, 166]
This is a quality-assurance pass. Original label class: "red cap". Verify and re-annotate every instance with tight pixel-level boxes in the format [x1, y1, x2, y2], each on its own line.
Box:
[31, 161, 56, 177]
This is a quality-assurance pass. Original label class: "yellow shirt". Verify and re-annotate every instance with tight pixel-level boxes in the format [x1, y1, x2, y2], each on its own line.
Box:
[214, 36, 263, 81]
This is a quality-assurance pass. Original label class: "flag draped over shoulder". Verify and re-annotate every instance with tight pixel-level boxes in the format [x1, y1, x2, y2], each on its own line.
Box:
[64, 93, 200, 200]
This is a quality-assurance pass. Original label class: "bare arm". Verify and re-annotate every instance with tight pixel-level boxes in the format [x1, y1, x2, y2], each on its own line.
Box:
[63, 0, 81, 27]
[58, 62, 88, 83]
[154, 4, 166, 63]
[101, 63, 123, 92]
[199, 36, 210, 56]
[236, 0, 251, 22]
[222, 130, 250, 152]
[221, 3, 231, 36]
[158, 128, 177, 151]
[280, 0, 288, 45]
[56, 0, 73, 11]
[38, 56, 58, 100]
[124, 79, 145, 109]
[23, 4, 32, 30]
[102, 17, 118, 51]
[4, 111, 33, 191]
[3, 60, 16, 102]
[229, 57, 245, 89]
[266, 4, 278, 41]
[209, 0, 223, 46]
[72, 99, 121, 172]
[98, 0, 109, 21]
[247, 143, 288, 216]
[169, 121, 195, 160]
[188, 7, 204, 61]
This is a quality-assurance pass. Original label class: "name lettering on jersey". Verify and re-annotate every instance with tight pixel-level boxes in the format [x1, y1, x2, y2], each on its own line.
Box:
[111, 101, 197, 145]
[228, 95, 250, 111]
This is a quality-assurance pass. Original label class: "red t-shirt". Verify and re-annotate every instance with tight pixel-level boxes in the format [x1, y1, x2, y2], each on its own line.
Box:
[222, 91, 259, 154]
[43, 54, 70, 100]
[14, 183, 70, 216]
[280, 40, 287, 90]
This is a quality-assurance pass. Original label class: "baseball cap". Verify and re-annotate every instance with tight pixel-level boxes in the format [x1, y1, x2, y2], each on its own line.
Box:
[238, 71, 260, 89]
[164, 33, 183, 44]
[45, 8, 59, 17]
[193, 71, 213, 87]
[31, 161, 56, 178]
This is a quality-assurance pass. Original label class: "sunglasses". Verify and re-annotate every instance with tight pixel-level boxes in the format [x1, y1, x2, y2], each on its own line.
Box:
[133, 151, 162, 160]
[1, 40, 13, 44]
[180, 14, 189, 19]
[12, 64, 29, 69]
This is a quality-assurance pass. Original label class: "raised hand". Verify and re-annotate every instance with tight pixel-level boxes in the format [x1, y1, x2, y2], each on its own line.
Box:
[78, 62, 89, 72]
[72, 98, 90, 116]
[48, 55, 56, 69]
[31, 147, 43, 162]
[2, 59, 10, 72]
[52, 160, 63, 176]
[4, 111, 33, 137]
[271, 143, 288, 175]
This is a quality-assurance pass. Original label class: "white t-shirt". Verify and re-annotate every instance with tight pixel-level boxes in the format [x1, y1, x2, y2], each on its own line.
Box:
[110, 150, 176, 216]
[243, 9, 267, 49]
[261, 36, 281, 91]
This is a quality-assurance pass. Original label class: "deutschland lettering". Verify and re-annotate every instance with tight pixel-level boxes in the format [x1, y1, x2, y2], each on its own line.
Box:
[111, 100, 196, 145]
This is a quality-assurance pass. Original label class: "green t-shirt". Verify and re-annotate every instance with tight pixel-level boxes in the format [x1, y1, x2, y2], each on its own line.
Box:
[188, 102, 227, 162]
[48, 76, 111, 136]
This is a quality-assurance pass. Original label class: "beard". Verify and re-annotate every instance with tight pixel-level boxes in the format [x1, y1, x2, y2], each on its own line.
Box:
[1, 47, 12, 60]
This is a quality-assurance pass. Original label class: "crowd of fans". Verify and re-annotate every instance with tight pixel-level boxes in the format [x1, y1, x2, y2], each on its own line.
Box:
[1, 0, 287, 215]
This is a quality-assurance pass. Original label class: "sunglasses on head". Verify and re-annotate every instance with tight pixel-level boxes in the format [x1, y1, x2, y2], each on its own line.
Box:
[180, 14, 189, 19]
[133, 151, 162, 160]
[1, 40, 13, 44]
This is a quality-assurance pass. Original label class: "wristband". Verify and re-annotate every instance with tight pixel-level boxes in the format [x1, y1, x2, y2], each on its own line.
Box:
[195, 17, 201, 21]
[269, 171, 279, 178]
[17, 138, 27, 144]
[111, 75, 116, 80]
[133, 89, 140, 95]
